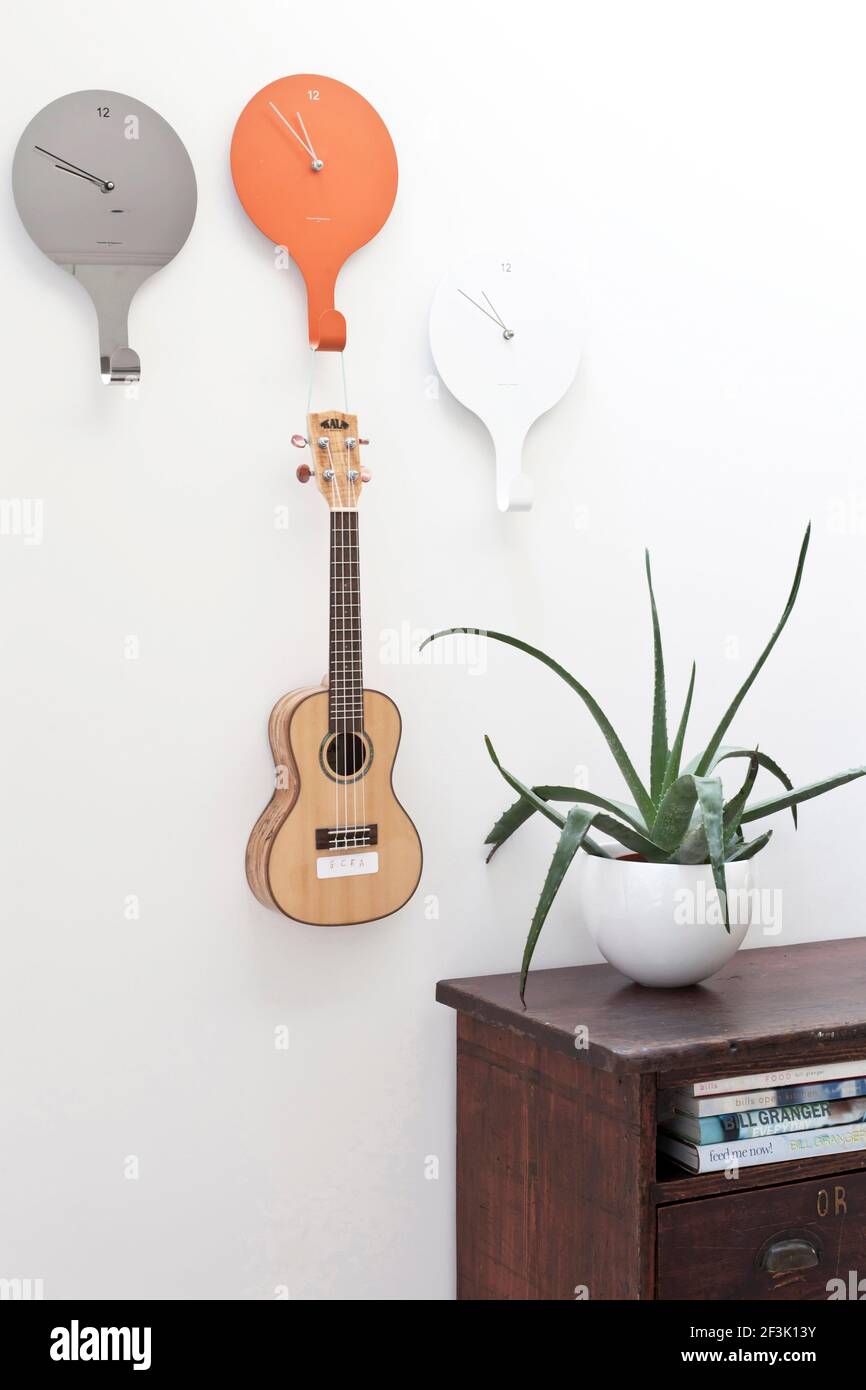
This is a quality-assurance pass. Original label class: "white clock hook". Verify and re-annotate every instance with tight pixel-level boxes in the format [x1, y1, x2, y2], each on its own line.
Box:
[490, 429, 534, 512]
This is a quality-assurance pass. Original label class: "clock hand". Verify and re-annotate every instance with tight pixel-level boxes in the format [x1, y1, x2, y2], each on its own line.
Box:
[34, 144, 114, 193]
[457, 288, 515, 340]
[267, 101, 324, 171]
[294, 110, 323, 171]
[481, 292, 513, 333]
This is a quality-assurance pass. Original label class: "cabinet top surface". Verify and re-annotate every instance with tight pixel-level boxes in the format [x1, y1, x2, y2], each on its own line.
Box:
[436, 937, 866, 1076]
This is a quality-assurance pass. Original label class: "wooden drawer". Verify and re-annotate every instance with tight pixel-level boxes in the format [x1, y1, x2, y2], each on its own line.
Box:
[658, 1171, 866, 1300]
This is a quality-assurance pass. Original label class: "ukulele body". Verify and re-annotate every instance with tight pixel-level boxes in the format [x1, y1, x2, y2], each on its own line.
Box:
[246, 684, 422, 925]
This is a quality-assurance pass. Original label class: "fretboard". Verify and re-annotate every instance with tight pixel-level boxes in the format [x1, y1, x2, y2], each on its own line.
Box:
[329, 510, 364, 732]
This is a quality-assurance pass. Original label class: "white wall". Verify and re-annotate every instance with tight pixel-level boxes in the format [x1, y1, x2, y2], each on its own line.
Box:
[2, 0, 866, 1300]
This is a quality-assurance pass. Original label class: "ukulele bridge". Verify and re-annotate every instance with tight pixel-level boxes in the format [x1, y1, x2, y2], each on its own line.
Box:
[315, 824, 378, 851]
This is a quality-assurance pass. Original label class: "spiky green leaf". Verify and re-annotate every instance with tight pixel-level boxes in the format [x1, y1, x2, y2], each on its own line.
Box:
[693, 525, 811, 776]
[652, 773, 728, 924]
[518, 806, 598, 1004]
[485, 786, 648, 860]
[588, 813, 671, 861]
[483, 738, 566, 831]
[723, 750, 760, 832]
[646, 551, 669, 804]
[740, 767, 866, 824]
[674, 826, 711, 864]
[422, 627, 655, 825]
[693, 776, 729, 931]
[483, 746, 652, 864]
[725, 828, 773, 862]
[659, 662, 696, 801]
[687, 745, 798, 828]
[651, 772, 702, 852]
[485, 794, 539, 855]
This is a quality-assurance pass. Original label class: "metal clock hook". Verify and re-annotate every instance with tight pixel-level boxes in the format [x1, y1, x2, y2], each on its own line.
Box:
[72, 263, 148, 385]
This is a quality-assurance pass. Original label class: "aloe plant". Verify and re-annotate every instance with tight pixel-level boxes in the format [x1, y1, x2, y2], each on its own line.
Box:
[421, 525, 866, 1003]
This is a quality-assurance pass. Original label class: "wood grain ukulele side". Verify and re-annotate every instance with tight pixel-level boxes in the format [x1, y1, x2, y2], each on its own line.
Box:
[245, 684, 322, 910]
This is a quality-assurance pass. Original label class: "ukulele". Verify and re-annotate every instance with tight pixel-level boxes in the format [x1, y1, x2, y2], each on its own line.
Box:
[246, 411, 423, 925]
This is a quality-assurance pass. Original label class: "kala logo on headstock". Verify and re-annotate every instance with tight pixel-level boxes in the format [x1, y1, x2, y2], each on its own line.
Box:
[300, 410, 371, 506]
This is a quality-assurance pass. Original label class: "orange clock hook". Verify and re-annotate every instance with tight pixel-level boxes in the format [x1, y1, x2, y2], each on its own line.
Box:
[307, 276, 347, 352]
[313, 312, 346, 353]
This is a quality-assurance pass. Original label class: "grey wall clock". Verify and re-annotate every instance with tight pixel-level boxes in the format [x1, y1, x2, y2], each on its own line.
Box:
[12, 90, 197, 385]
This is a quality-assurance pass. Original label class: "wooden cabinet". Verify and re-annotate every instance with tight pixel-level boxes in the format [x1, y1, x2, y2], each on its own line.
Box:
[437, 938, 866, 1300]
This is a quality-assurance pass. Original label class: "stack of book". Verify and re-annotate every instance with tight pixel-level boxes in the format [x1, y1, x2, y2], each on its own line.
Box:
[658, 1059, 866, 1173]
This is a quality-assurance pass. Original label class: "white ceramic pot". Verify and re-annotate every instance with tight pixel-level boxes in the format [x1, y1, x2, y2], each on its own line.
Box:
[574, 853, 760, 988]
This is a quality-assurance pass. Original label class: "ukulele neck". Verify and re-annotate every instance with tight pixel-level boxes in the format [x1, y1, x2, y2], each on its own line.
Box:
[329, 509, 364, 733]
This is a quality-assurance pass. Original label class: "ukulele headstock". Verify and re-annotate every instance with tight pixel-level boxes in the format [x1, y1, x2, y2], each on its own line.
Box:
[299, 411, 370, 509]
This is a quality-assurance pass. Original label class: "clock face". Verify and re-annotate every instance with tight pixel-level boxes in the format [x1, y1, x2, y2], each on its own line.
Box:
[429, 254, 581, 511]
[429, 253, 579, 416]
[231, 74, 398, 349]
[12, 90, 197, 270]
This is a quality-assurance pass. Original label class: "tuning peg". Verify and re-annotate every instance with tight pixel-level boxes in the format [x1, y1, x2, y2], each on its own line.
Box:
[359, 438, 370, 446]
[291, 434, 307, 449]
[360, 468, 372, 483]
[296, 463, 312, 483]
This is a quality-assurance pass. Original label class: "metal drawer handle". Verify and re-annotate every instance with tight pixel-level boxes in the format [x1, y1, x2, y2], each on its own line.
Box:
[761, 1237, 819, 1273]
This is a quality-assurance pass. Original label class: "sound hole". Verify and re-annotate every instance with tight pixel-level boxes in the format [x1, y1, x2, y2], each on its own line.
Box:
[326, 732, 368, 777]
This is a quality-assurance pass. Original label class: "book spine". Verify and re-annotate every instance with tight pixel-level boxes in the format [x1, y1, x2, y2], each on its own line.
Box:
[669, 1076, 866, 1116]
[772, 1077, 866, 1106]
[691, 1122, 866, 1172]
[691, 1058, 866, 1097]
[700, 1101, 836, 1141]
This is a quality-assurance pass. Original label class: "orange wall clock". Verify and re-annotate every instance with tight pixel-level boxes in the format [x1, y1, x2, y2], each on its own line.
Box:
[231, 74, 398, 352]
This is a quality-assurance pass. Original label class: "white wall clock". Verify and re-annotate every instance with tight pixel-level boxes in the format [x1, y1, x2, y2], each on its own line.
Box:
[429, 253, 580, 511]
[12, 90, 197, 385]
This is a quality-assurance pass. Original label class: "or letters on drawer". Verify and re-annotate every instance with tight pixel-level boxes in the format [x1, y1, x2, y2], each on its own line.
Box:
[658, 1172, 866, 1300]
